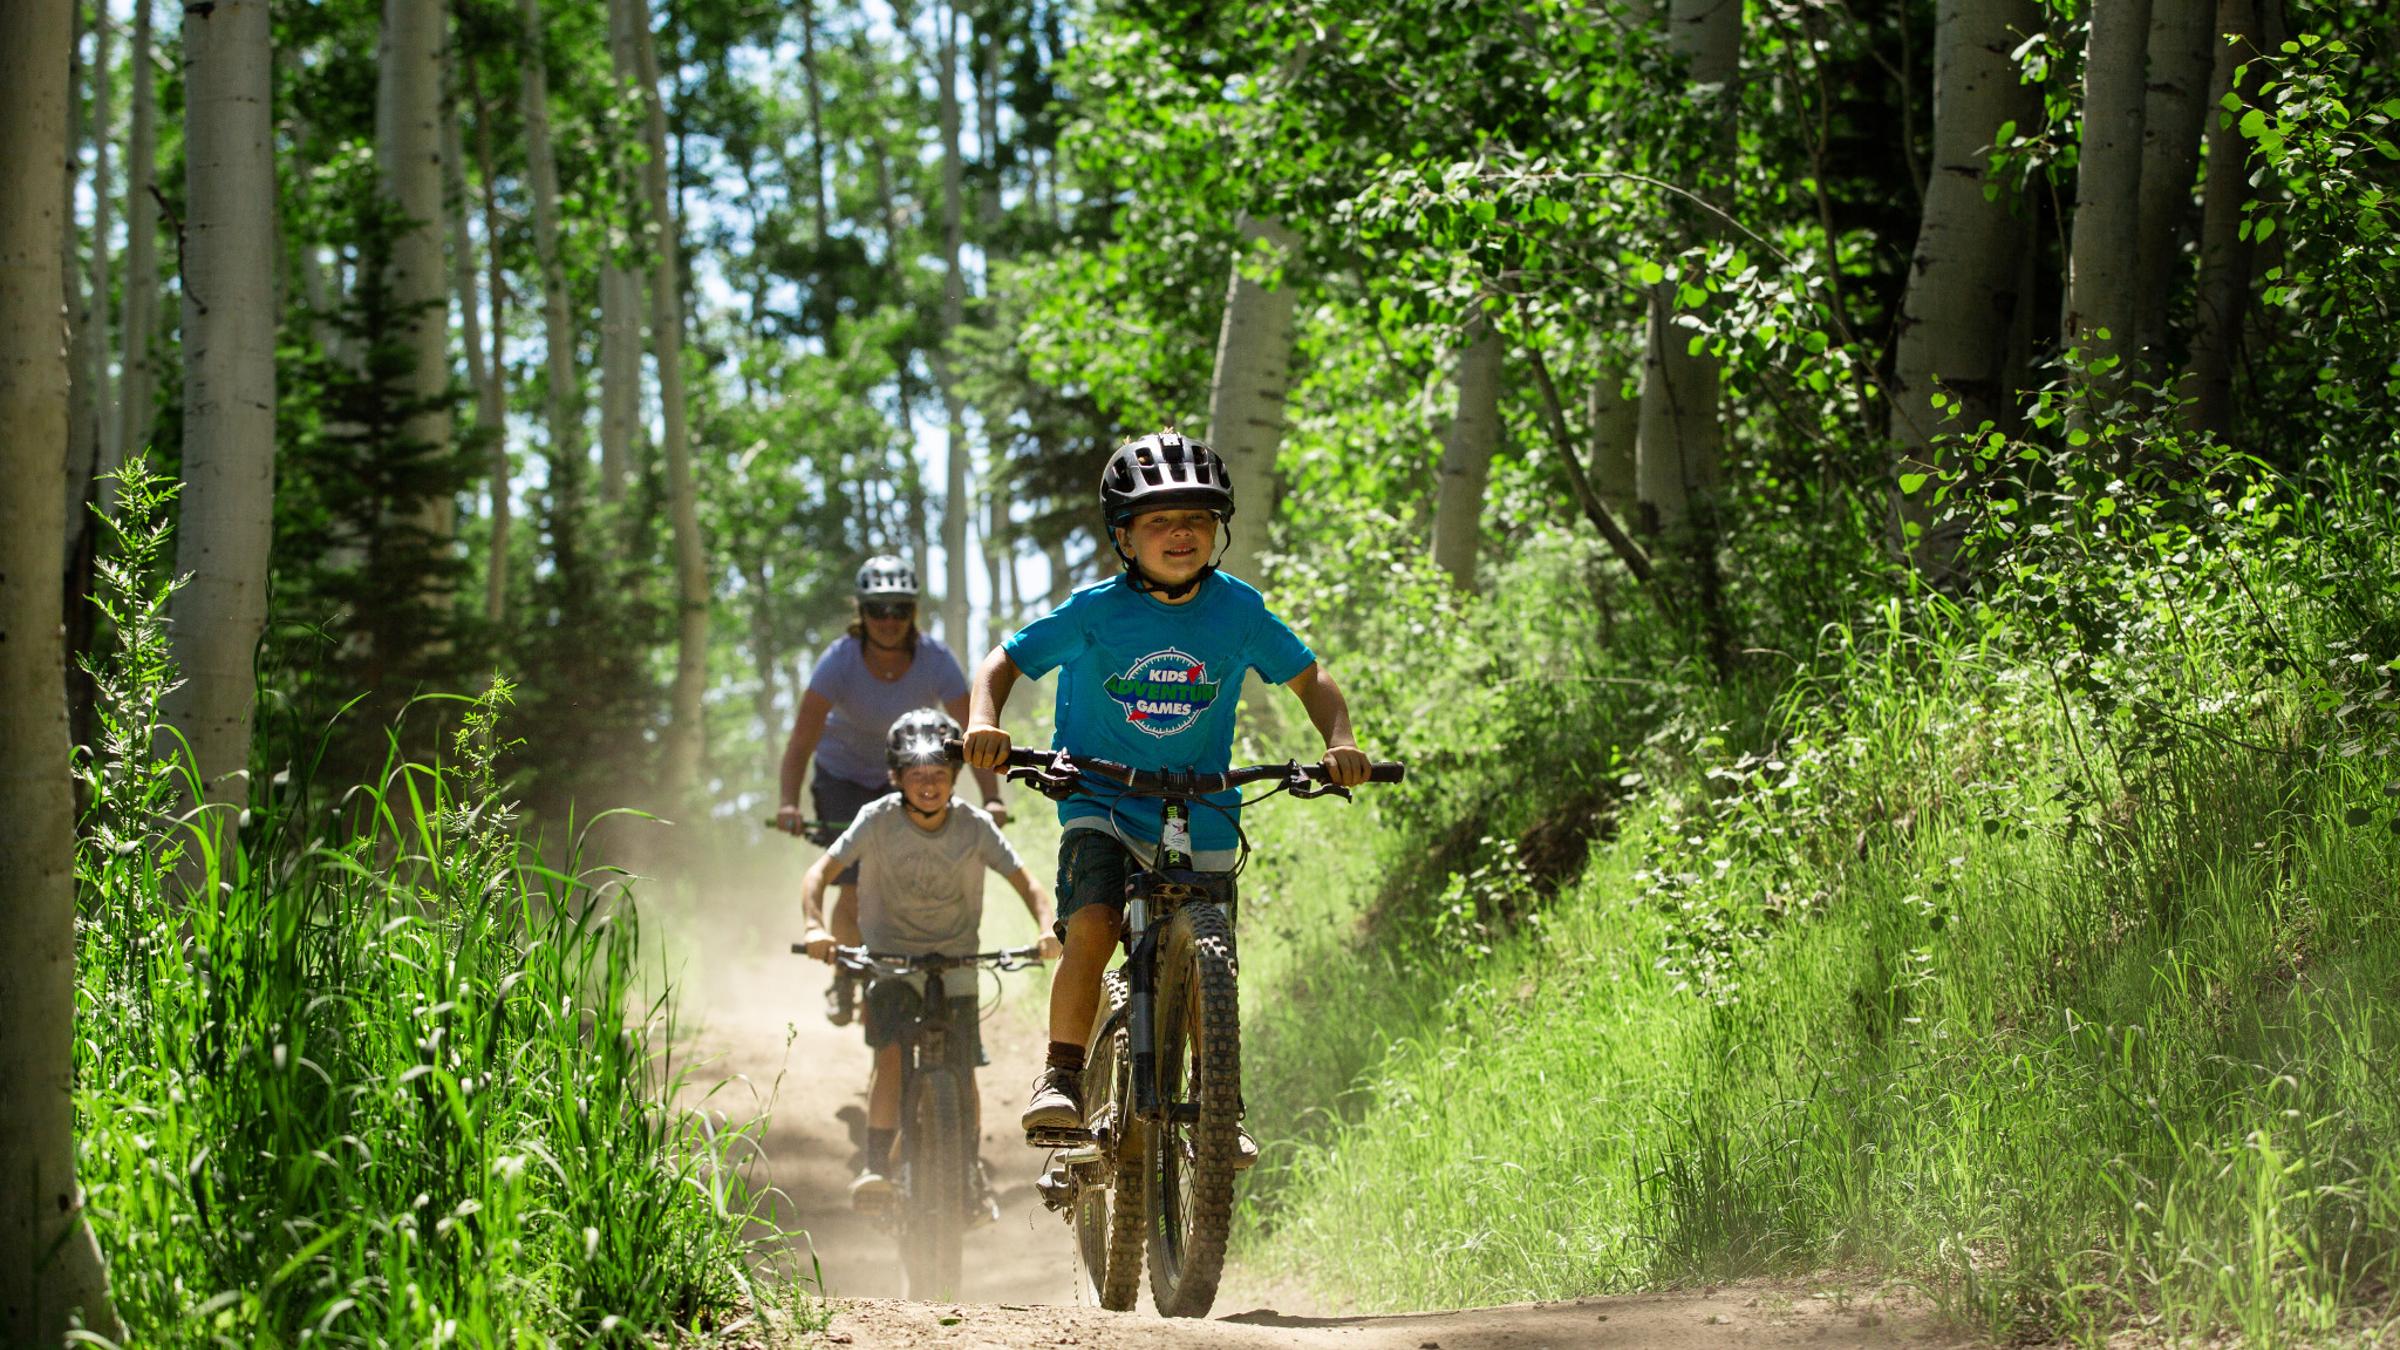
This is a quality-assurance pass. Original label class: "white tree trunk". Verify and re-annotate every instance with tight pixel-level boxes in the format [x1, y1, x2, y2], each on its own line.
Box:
[377, 0, 454, 543]
[598, 0, 641, 507]
[1, 3, 124, 1338]
[1431, 320, 1501, 590]
[442, 25, 488, 430]
[1634, 0, 1738, 542]
[1589, 366, 1639, 524]
[630, 0, 710, 801]
[2064, 0, 2155, 424]
[164, 0, 277, 808]
[116, 0, 161, 487]
[2179, 0, 2266, 437]
[935, 0, 973, 650]
[519, 0, 582, 557]
[1204, 215, 1300, 589]
[1889, 0, 2042, 569]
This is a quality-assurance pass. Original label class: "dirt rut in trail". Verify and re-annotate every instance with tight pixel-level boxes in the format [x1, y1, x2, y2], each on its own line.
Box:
[809, 1281, 1969, 1348]
[655, 834, 1971, 1349]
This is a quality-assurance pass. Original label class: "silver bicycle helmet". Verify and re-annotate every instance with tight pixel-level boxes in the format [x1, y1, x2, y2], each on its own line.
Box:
[855, 555, 920, 599]
[885, 708, 962, 771]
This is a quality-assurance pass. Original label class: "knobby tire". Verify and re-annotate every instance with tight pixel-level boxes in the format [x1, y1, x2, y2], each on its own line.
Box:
[1146, 902, 1241, 1318]
[1075, 969, 1146, 1311]
[902, 1069, 968, 1301]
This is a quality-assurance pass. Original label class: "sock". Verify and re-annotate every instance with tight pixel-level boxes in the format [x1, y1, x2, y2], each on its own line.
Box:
[865, 1127, 896, 1173]
[1046, 1040, 1087, 1075]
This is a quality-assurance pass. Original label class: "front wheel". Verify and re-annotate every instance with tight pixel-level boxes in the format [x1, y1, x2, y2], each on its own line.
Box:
[1075, 969, 1145, 1310]
[901, 1069, 968, 1300]
[1146, 902, 1242, 1317]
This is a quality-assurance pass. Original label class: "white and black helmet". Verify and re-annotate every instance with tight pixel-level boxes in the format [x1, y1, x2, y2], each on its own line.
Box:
[885, 708, 962, 771]
[854, 555, 919, 599]
[1098, 431, 1235, 529]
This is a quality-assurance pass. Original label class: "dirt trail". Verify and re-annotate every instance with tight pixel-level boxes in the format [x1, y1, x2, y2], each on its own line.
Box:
[651, 831, 1968, 1349]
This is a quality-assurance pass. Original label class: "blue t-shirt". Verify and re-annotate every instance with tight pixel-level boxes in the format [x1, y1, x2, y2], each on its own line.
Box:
[807, 633, 972, 787]
[1002, 571, 1315, 853]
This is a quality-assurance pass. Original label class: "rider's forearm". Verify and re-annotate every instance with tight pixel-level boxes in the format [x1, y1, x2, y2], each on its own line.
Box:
[968, 648, 1020, 729]
[800, 857, 833, 934]
[1288, 662, 1359, 750]
[947, 693, 1005, 804]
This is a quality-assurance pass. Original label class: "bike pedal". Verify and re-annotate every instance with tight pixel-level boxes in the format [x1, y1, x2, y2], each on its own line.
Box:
[1025, 1125, 1092, 1149]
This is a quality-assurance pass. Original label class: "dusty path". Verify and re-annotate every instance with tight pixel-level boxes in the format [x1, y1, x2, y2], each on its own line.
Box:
[650, 829, 1969, 1349]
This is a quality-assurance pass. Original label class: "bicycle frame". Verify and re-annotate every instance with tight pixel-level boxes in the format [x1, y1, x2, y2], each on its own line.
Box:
[1122, 796, 1213, 1120]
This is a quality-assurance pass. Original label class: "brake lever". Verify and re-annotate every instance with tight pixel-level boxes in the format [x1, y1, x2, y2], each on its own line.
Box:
[1285, 766, 1354, 801]
[1004, 750, 1083, 802]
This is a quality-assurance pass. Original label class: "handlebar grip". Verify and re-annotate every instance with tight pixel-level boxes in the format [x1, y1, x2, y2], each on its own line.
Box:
[1368, 762, 1406, 783]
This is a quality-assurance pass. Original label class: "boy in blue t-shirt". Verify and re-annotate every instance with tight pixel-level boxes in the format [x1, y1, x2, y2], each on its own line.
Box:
[960, 431, 1373, 1141]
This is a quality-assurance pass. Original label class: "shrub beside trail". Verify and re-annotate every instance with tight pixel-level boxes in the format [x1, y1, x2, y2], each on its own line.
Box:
[1232, 470, 2400, 1342]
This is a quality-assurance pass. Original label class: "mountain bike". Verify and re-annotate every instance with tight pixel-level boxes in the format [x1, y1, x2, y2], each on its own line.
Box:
[787, 941, 1045, 1300]
[986, 746, 1405, 1317]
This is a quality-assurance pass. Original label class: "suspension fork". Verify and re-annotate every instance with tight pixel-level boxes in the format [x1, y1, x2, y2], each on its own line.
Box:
[1126, 799, 1193, 1119]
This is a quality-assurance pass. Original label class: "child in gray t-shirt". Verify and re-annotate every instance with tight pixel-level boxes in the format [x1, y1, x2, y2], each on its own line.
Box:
[799, 709, 1059, 1211]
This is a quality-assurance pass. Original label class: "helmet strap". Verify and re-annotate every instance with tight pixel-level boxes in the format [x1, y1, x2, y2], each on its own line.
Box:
[1113, 524, 1230, 601]
[902, 794, 948, 823]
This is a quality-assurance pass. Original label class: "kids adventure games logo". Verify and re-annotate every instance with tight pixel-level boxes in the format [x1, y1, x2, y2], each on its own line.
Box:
[1104, 649, 1220, 737]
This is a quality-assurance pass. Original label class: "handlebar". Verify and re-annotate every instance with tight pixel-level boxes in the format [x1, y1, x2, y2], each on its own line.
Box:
[761, 818, 848, 834]
[786, 942, 1049, 977]
[943, 739, 1404, 803]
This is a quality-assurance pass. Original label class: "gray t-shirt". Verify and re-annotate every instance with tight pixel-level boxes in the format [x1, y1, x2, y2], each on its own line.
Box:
[807, 633, 972, 787]
[825, 795, 1024, 955]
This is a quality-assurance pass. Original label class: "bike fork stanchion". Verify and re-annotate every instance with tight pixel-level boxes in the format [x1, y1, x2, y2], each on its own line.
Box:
[1124, 893, 1159, 1117]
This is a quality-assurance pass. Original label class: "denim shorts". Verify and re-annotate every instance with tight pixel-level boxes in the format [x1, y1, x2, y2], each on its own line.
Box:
[1053, 829, 1238, 941]
[862, 975, 981, 1068]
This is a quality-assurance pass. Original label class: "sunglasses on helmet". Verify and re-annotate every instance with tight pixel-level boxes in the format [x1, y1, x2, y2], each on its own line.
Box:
[860, 600, 915, 621]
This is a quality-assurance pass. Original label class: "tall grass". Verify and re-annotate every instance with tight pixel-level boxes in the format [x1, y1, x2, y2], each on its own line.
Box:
[71, 460, 785, 1346]
[1232, 471, 2400, 1340]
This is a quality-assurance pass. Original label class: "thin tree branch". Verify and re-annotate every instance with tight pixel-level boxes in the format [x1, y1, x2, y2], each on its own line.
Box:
[1517, 319, 1662, 595]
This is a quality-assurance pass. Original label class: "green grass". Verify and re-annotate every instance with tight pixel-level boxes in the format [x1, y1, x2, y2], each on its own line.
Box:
[69, 461, 787, 1347]
[1227, 481, 2400, 1341]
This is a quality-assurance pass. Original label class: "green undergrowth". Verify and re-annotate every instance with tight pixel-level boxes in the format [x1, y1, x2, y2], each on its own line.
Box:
[1230, 471, 2400, 1342]
[70, 461, 791, 1347]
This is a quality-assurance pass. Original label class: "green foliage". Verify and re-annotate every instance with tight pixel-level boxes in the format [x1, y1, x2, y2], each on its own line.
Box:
[1230, 462, 2400, 1339]
[71, 484, 789, 1345]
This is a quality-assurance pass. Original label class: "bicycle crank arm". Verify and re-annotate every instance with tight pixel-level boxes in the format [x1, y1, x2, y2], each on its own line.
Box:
[1026, 1125, 1093, 1149]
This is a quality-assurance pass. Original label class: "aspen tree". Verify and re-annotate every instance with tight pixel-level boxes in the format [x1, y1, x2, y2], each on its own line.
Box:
[1431, 318, 1501, 590]
[599, 0, 642, 508]
[518, 0, 583, 573]
[117, 0, 162, 493]
[2181, 0, 2270, 438]
[1204, 214, 1300, 588]
[1889, 0, 2042, 571]
[2133, 0, 2219, 378]
[164, 0, 278, 807]
[935, 0, 973, 650]
[629, 0, 711, 801]
[1, 1, 124, 1336]
[2064, 0, 2156, 427]
[377, 0, 455, 540]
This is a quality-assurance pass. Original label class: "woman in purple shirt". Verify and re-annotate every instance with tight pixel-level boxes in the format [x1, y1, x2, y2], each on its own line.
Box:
[777, 557, 1006, 1018]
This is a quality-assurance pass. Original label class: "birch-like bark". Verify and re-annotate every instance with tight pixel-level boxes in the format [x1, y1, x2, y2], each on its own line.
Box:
[519, 0, 583, 576]
[630, 0, 710, 800]
[2064, 0, 2155, 426]
[800, 0, 829, 248]
[1204, 215, 1300, 589]
[117, 0, 162, 486]
[442, 27, 488, 427]
[1634, 0, 1737, 540]
[377, 0, 455, 543]
[934, 0, 973, 650]
[598, 0, 641, 507]
[2132, 0, 2218, 378]
[164, 0, 277, 807]
[1431, 320, 1501, 590]
[1590, 367, 1639, 523]
[1, 2, 124, 1337]
[2180, 0, 2266, 438]
[1889, 0, 2042, 571]
[868, 106, 930, 582]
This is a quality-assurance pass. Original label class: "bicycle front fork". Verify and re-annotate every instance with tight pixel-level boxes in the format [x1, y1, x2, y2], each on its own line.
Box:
[1124, 894, 1161, 1116]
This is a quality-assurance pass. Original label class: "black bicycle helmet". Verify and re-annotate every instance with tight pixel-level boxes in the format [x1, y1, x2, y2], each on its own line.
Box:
[855, 555, 919, 599]
[1098, 431, 1235, 529]
[885, 708, 962, 772]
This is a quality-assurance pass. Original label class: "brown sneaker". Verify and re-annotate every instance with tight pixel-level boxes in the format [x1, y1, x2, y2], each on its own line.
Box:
[1021, 1066, 1083, 1134]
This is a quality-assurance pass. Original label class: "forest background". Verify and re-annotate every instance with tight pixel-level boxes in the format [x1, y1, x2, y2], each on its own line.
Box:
[6, 0, 2400, 1343]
